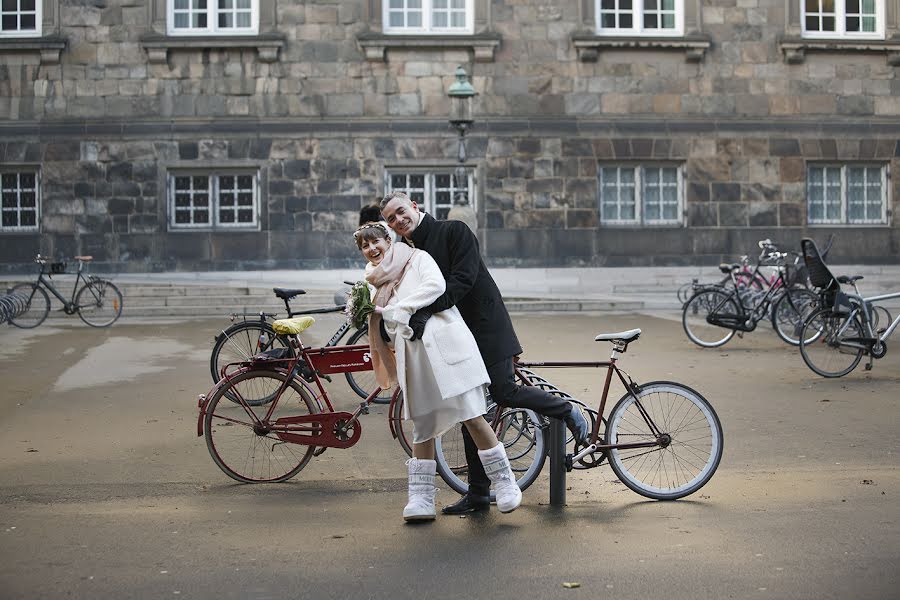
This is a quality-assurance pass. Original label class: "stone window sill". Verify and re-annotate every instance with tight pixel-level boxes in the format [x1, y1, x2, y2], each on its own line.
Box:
[355, 31, 502, 63]
[139, 33, 286, 64]
[0, 36, 66, 64]
[778, 36, 900, 65]
[570, 33, 711, 63]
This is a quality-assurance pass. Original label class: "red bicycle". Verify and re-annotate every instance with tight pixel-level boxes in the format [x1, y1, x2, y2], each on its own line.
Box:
[197, 316, 543, 486]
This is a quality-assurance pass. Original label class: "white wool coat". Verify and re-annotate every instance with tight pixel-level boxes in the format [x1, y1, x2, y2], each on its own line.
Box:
[369, 249, 490, 406]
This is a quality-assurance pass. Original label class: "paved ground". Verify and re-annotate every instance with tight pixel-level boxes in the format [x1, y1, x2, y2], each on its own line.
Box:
[0, 311, 898, 599]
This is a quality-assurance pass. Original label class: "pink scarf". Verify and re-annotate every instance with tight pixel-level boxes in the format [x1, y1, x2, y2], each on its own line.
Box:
[364, 242, 416, 389]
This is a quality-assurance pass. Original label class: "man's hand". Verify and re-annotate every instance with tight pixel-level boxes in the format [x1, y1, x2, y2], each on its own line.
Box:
[408, 309, 431, 341]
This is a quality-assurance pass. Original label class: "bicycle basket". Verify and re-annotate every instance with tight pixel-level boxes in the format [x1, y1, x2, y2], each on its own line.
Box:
[50, 261, 67, 274]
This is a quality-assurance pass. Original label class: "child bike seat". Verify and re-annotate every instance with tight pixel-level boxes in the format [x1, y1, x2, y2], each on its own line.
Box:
[273, 316, 315, 335]
[273, 288, 306, 300]
[594, 329, 641, 343]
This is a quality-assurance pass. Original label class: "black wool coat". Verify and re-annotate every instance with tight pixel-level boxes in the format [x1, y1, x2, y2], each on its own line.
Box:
[408, 213, 522, 367]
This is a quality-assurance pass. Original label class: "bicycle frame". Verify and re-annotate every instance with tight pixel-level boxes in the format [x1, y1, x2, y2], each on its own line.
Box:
[515, 344, 664, 465]
[36, 263, 91, 313]
[841, 290, 900, 344]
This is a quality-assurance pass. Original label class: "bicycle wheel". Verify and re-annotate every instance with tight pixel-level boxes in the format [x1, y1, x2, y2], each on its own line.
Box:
[771, 288, 820, 346]
[76, 280, 123, 327]
[345, 327, 392, 404]
[799, 307, 864, 378]
[203, 369, 318, 483]
[209, 321, 293, 384]
[8, 283, 50, 329]
[435, 407, 547, 499]
[606, 381, 723, 501]
[682, 288, 738, 348]
[388, 389, 414, 458]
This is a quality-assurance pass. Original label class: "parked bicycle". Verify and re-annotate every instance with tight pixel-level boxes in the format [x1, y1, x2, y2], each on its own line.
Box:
[798, 238, 898, 378]
[682, 241, 819, 347]
[7, 254, 123, 328]
[198, 315, 544, 479]
[436, 328, 723, 501]
[209, 284, 389, 404]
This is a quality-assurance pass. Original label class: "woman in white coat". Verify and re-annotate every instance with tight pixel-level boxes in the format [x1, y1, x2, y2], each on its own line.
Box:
[354, 222, 521, 522]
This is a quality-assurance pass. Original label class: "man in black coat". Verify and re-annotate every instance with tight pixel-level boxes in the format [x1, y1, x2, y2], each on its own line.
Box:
[381, 191, 589, 514]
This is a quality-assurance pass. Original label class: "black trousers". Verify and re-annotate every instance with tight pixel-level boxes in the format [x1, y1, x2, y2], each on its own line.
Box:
[461, 356, 572, 497]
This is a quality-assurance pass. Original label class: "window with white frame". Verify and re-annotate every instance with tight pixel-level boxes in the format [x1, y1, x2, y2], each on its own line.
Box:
[167, 0, 258, 36]
[802, 0, 885, 39]
[595, 0, 684, 36]
[385, 170, 474, 220]
[598, 165, 683, 225]
[384, 0, 474, 34]
[1, 170, 39, 232]
[168, 171, 259, 229]
[0, 0, 41, 37]
[807, 164, 888, 224]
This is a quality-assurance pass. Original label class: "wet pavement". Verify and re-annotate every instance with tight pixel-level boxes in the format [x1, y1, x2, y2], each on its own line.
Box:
[0, 311, 898, 599]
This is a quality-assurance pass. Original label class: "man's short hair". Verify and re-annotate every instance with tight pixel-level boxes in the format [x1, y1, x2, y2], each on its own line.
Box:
[380, 190, 412, 210]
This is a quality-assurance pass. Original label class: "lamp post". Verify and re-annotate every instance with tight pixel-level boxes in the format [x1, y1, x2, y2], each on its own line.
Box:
[447, 65, 477, 231]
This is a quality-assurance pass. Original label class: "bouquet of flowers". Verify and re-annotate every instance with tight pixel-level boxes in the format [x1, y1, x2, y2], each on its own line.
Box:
[345, 281, 376, 329]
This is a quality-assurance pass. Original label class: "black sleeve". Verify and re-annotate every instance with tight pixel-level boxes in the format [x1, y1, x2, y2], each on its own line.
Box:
[424, 221, 480, 314]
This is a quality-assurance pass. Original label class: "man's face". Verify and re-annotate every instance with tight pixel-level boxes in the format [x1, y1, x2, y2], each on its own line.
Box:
[382, 197, 420, 238]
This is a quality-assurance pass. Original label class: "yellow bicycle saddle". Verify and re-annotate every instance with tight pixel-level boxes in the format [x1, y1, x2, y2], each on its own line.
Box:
[272, 316, 315, 335]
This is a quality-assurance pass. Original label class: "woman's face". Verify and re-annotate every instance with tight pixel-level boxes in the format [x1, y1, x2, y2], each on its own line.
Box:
[360, 235, 390, 266]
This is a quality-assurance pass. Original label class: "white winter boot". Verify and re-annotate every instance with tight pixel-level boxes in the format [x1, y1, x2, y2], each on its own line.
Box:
[477, 443, 522, 513]
[403, 458, 437, 522]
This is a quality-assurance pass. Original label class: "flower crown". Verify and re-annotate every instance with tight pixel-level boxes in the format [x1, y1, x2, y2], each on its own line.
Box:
[353, 221, 391, 241]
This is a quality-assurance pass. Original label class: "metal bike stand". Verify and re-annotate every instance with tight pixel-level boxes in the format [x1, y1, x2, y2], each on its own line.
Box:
[548, 417, 566, 506]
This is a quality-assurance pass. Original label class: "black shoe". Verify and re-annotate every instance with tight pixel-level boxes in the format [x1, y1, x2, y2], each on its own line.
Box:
[565, 406, 590, 446]
[441, 493, 490, 515]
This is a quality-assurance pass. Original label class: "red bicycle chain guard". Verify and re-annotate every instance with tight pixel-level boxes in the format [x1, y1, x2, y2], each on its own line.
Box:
[274, 410, 362, 449]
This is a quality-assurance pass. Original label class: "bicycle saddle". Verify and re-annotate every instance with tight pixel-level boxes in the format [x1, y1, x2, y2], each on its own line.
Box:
[718, 263, 740, 274]
[837, 275, 864, 284]
[273, 316, 315, 335]
[273, 288, 307, 300]
[595, 329, 641, 343]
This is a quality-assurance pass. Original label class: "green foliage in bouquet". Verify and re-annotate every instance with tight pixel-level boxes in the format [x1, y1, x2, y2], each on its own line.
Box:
[345, 281, 376, 329]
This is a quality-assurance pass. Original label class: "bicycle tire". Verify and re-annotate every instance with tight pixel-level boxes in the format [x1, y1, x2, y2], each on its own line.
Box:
[682, 287, 738, 348]
[435, 407, 547, 499]
[76, 280, 123, 327]
[770, 288, 819, 346]
[345, 326, 392, 404]
[203, 369, 318, 483]
[209, 320, 293, 384]
[8, 283, 50, 329]
[388, 389, 414, 458]
[606, 381, 723, 500]
[799, 307, 864, 378]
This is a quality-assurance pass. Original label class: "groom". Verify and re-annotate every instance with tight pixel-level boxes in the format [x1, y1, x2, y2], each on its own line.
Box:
[380, 191, 589, 514]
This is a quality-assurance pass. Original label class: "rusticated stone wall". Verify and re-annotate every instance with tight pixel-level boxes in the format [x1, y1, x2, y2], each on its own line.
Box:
[1, 0, 899, 270]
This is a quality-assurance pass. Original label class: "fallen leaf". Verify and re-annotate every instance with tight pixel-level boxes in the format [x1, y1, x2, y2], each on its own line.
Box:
[562, 582, 581, 589]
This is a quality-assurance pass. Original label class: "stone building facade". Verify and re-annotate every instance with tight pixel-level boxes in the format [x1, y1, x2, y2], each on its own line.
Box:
[1, 0, 899, 272]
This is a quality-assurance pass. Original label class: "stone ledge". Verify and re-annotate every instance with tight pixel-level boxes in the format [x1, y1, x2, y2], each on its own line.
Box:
[0, 36, 67, 64]
[139, 33, 286, 64]
[355, 31, 501, 63]
[779, 36, 900, 65]
[570, 33, 712, 62]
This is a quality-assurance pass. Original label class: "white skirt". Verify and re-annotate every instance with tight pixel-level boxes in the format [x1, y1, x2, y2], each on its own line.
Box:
[402, 338, 487, 444]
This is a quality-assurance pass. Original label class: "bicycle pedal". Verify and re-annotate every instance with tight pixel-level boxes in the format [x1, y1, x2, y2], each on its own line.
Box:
[864, 362, 873, 371]
[564, 454, 574, 472]
[313, 447, 328, 457]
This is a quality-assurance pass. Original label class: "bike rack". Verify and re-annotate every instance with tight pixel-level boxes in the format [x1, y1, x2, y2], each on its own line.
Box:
[548, 418, 566, 507]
